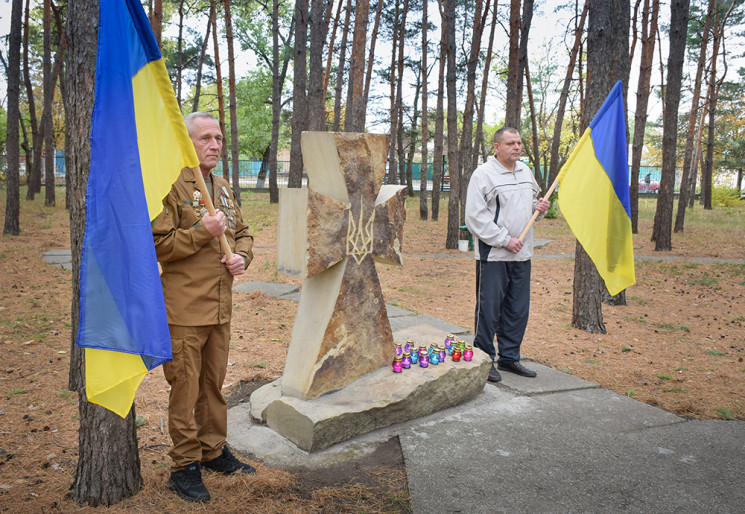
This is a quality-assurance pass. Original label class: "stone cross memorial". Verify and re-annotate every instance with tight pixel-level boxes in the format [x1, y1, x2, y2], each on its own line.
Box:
[277, 132, 406, 400]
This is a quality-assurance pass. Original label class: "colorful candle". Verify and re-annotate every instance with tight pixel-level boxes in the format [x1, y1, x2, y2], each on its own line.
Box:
[463, 345, 474, 361]
[395, 342, 403, 357]
[392, 356, 403, 373]
[439, 346, 447, 363]
[419, 347, 429, 368]
[452, 348, 462, 362]
[402, 352, 412, 369]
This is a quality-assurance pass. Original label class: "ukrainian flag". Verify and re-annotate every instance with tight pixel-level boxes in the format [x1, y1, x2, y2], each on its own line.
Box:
[557, 81, 636, 296]
[77, 0, 198, 417]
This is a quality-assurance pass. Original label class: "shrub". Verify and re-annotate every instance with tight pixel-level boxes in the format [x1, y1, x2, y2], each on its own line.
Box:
[711, 186, 741, 207]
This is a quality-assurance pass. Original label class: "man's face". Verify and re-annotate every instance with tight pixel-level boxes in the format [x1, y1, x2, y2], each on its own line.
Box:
[189, 117, 223, 174]
[493, 131, 522, 168]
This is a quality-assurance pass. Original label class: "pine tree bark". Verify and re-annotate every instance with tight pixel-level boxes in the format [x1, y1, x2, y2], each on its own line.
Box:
[211, 2, 229, 181]
[674, 0, 711, 231]
[431, 0, 447, 222]
[333, 0, 351, 131]
[444, 0, 460, 249]
[363, 0, 384, 109]
[223, 0, 241, 203]
[386, 0, 401, 183]
[307, 0, 329, 131]
[630, 0, 658, 233]
[473, 0, 499, 170]
[458, 0, 486, 228]
[43, 0, 55, 207]
[192, 3, 215, 113]
[150, 0, 162, 46]
[420, 0, 430, 220]
[269, 0, 282, 203]
[290, 0, 309, 187]
[504, 0, 522, 128]
[24, 0, 42, 199]
[345, 0, 369, 132]
[3, 0, 22, 236]
[548, 0, 587, 186]
[652, 0, 689, 251]
[573, 0, 629, 333]
[66, 0, 143, 503]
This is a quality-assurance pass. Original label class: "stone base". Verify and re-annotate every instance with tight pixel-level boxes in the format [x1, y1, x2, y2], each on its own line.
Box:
[249, 348, 490, 452]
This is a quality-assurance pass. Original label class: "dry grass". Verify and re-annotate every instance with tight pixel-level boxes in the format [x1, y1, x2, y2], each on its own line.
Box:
[0, 188, 743, 511]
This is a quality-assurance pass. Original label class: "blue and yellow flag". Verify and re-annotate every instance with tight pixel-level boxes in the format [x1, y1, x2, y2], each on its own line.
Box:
[77, 0, 198, 417]
[557, 81, 636, 296]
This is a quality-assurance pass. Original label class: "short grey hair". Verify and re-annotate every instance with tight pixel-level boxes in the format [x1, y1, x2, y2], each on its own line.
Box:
[493, 127, 520, 145]
[184, 112, 218, 136]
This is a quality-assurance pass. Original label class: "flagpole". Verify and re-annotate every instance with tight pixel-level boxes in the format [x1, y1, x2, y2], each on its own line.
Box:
[518, 175, 560, 242]
[191, 167, 234, 259]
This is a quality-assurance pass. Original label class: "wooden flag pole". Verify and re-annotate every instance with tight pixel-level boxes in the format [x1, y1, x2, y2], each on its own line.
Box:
[518, 175, 560, 242]
[191, 167, 234, 259]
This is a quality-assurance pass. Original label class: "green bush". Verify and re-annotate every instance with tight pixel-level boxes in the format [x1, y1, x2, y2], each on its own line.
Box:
[544, 191, 559, 219]
[711, 186, 741, 207]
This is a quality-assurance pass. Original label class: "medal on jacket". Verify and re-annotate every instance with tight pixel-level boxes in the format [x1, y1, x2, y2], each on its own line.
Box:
[192, 190, 205, 218]
[218, 186, 236, 229]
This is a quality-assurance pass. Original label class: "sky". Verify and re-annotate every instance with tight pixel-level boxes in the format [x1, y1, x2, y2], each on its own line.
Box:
[1, 0, 743, 138]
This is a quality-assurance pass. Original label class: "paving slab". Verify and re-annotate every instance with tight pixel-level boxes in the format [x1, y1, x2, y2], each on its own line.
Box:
[399, 385, 743, 513]
[389, 313, 469, 336]
[495, 361, 598, 394]
[233, 281, 300, 297]
[386, 304, 416, 318]
[41, 249, 72, 270]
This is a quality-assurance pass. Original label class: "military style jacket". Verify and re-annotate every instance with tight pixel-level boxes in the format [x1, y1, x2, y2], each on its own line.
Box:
[465, 156, 542, 262]
[152, 168, 253, 326]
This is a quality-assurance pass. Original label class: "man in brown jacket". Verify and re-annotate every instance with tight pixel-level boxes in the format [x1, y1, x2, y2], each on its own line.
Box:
[153, 112, 254, 502]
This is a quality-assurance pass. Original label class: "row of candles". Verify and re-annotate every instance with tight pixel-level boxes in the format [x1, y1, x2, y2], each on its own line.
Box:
[392, 334, 473, 373]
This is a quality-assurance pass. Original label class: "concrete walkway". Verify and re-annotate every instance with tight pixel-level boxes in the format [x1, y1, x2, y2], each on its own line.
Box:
[41, 251, 745, 512]
[229, 280, 745, 513]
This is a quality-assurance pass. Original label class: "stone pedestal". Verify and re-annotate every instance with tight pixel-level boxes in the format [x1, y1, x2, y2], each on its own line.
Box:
[250, 337, 490, 452]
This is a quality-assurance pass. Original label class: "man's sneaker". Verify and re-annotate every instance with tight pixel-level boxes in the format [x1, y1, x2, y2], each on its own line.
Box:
[202, 446, 256, 475]
[487, 363, 502, 382]
[168, 463, 210, 502]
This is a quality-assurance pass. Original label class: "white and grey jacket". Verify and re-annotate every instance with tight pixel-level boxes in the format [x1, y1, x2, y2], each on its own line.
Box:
[464, 156, 542, 262]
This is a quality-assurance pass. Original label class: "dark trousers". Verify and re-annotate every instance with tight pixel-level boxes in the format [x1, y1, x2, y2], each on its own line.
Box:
[473, 260, 531, 365]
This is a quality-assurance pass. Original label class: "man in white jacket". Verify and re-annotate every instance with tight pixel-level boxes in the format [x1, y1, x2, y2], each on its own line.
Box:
[465, 127, 550, 382]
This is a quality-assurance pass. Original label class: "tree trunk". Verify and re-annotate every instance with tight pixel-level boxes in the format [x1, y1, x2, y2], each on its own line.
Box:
[192, 3, 214, 113]
[630, 0, 658, 233]
[431, 0, 447, 222]
[323, 0, 344, 100]
[504, 0, 522, 128]
[269, 0, 282, 203]
[345, 0, 369, 131]
[548, 0, 587, 186]
[290, 0, 308, 187]
[176, 0, 184, 109]
[363, 0, 384, 109]
[333, 0, 351, 131]
[473, 0, 499, 172]
[420, 0, 429, 220]
[524, 62, 543, 191]
[444, 0, 460, 249]
[386, 0, 401, 183]
[574, 0, 629, 333]
[307, 0, 328, 131]
[211, 2, 229, 181]
[458, 0, 486, 229]
[43, 0, 55, 207]
[3, 0, 22, 236]
[66, 0, 143, 503]
[652, 0, 689, 251]
[223, 0, 241, 203]
[150, 0, 162, 46]
[23, 0, 42, 199]
[701, 3, 733, 211]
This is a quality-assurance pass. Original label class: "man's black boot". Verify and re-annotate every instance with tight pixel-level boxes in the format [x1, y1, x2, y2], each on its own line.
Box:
[203, 446, 256, 475]
[168, 463, 210, 502]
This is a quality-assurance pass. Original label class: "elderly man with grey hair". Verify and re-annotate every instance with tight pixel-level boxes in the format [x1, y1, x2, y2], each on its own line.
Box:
[152, 112, 255, 502]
